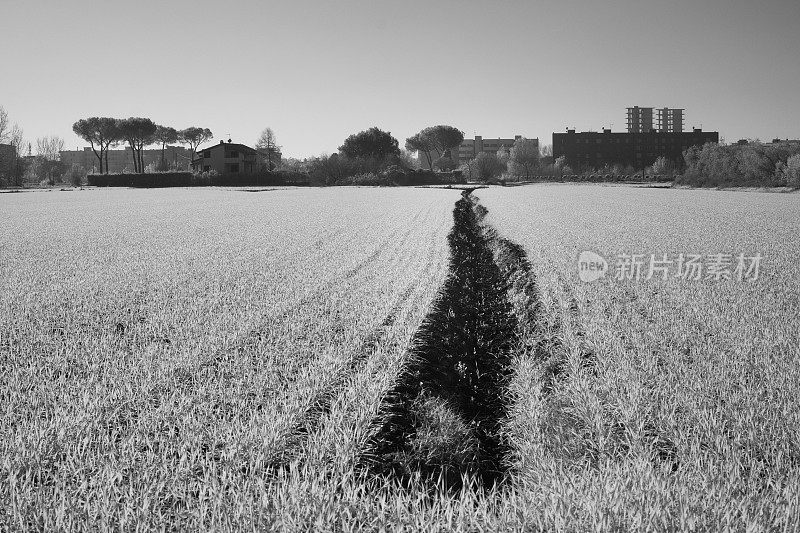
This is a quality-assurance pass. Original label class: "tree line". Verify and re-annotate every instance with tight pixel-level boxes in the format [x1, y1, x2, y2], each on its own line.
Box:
[72, 118, 213, 174]
[278, 125, 541, 185]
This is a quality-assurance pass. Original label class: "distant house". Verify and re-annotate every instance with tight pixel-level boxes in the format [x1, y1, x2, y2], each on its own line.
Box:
[192, 140, 278, 174]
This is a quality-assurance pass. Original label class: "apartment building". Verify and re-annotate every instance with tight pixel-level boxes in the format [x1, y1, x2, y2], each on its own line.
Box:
[626, 107, 654, 133]
[60, 145, 192, 173]
[553, 128, 719, 171]
[627, 106, 685, 133]
[456, 136, 538, 164]
[418, 135, 537, 167]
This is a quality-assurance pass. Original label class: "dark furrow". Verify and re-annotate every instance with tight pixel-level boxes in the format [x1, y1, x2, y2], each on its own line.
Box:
[362, 191, 518, 493]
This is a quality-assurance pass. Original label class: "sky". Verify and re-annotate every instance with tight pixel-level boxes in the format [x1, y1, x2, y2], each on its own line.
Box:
[1, 0, 799, 158]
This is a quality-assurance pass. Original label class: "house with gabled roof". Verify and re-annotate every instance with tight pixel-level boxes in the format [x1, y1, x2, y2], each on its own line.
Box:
[192, 140, 268, 174]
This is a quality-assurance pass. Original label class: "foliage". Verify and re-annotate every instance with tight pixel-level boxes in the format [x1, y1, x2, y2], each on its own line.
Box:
[339, 127, 400, 161]
[404, 132, 435, 170]
[495, 145, 510, 169]
[154, 125, 178, 170]
[781, 154, 800, 188]
[677, 141, 800, 187]
[117, 117, 157, 174]
[405, 125, 464, 170]
[650, 156, 674, 176]
[72, 117, 119, 174]
[65, 163, 86, 187]
[433, 155, 456, 171]
[508, 137, 540, 180]
[347, 172, 392, 186]
[473, 152, 505, 182]
[179, 127, 213, 159]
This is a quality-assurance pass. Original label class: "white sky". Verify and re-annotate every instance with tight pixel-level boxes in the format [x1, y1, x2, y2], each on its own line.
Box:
[2, 0, 799, 157]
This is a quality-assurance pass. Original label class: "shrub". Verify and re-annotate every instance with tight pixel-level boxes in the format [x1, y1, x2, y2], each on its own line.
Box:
[783, 154, 800, 188]
[65, 164, 86, 187]
[681, 142, 800, 187]
[348, 172, 392, 186]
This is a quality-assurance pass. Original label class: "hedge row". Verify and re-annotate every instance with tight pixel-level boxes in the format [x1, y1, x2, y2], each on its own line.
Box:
[87, 172, 311, 188]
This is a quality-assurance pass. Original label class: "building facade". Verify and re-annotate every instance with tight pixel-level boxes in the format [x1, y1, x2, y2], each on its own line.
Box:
[191, 141, 269, 174]
[60, 145, 192, 173]
[626, 107, 654, 133]
[0, 143, 15, 180]
[656, 108, 684, 133]
[456, 136, 538, 164]
[627, 106, 685, 133]
[419, 135, 537, 168]
[553, 128, 719, 171]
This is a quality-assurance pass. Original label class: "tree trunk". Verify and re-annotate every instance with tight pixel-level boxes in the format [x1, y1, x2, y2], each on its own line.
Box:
[128, 141, 138, 173]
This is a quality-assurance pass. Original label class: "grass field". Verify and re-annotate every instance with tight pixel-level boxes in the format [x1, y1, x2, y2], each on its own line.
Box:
[1, 184, 799, 531]
[477, 185, 800, 530]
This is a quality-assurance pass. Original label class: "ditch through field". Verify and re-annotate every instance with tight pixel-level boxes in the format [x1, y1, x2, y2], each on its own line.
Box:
[359, 190, 680, 493]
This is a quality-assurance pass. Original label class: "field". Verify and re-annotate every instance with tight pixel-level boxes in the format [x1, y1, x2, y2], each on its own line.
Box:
[477, 185, 800, 529]
[1, 184, 799, 530]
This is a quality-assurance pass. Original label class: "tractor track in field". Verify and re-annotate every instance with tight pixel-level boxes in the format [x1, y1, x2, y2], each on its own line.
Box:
[260, 283, 418, 473]
[194, 204, 432, 378]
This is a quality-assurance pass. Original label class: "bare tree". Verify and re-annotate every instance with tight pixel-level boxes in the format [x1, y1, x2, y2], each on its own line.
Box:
[0, 106, 9, 143]
[36, 136, 65, 161]
[0, 107, 25, 159]
[255, 127, 281, 170]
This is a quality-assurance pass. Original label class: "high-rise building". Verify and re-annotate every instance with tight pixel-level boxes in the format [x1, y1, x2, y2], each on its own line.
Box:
[628, 106, 685, 133]
[626, 107, 654, 133]
[656, 108, 684, 133]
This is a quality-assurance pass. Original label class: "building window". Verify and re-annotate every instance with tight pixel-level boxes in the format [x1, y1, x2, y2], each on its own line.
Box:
[230, 163, 239, 173]
[203, 151, 211, 158]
